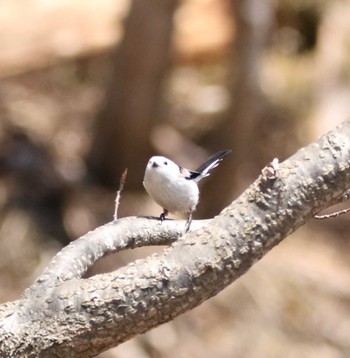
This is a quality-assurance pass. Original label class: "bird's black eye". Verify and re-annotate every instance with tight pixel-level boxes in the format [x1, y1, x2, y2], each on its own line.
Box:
[164, 161, 168, 165]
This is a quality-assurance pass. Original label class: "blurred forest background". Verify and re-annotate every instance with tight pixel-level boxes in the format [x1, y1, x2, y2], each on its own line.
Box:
[1, 0, 350, 357]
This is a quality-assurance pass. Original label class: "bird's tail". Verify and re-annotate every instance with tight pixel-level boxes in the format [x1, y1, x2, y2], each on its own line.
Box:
[191, 149, 231, 182]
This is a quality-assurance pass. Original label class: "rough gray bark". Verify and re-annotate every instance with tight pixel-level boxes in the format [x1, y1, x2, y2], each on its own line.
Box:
[1, 120, 350, 357]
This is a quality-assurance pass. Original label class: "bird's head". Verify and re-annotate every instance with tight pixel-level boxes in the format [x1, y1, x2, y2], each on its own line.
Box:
[146, 156, 181, 177]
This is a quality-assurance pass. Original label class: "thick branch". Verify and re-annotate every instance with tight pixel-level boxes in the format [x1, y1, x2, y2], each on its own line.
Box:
[24, 218, 208, 297]
[1, 120, 350, 357]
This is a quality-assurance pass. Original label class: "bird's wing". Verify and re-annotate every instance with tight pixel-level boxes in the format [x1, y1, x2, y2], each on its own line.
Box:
[185, 169, 202, 180]
[191, 149, 231, 182]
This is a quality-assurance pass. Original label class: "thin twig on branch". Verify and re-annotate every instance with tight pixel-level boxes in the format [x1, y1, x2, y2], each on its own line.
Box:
[314, 207, 350, 220]
[113, 168, 128, 221]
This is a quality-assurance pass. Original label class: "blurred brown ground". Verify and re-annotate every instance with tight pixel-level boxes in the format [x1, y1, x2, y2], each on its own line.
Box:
[1, 1, 350, 357]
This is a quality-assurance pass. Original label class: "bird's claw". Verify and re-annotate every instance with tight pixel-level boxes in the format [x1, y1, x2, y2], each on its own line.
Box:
[159, 209, 168, 222]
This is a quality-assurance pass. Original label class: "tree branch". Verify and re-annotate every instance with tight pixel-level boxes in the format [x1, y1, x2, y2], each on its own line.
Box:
[23, 217, 209, 297]
[1, 120, 350, 357]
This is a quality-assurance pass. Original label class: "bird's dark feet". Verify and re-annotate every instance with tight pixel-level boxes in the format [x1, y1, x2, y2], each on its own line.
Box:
[185, 210, 193, 232]
[159, 209, 169, 222]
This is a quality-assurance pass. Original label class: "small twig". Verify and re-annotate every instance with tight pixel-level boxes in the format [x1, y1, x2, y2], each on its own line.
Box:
[114, 168, 128, 221]
[314, 207, 350, 220]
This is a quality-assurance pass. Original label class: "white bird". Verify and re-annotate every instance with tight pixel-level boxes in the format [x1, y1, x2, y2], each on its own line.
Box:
[143, 149, 231, 230]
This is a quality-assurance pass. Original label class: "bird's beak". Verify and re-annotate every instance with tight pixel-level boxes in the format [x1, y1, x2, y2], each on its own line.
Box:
[152, 162, 159, 168]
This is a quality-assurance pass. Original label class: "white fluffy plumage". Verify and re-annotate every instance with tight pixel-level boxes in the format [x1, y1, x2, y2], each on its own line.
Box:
[143, 150, 231, 229]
